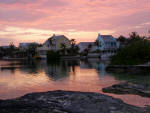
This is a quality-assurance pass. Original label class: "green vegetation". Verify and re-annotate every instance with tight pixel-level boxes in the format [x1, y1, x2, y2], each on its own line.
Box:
[0, 42, 18, 58]
[95, 40, 101, 49]
[0, 42, 41, 58]
[60, 43, 67, 55]
[47, 50, 60, 62]
[59, 39, 79, 56]
[111, 32, 150, 65]
[26, 43, 39, 58]
[69, 39, 79, 55]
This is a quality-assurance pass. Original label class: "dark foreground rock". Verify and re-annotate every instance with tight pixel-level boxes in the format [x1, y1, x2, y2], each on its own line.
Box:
[103, 82, 150, 97]
[106, 65, 150, 74]
[0, 90, 150, 113]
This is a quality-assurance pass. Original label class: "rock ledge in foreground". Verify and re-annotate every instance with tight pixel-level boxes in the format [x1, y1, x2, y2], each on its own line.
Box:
[103, 82, 150, 97]
[0, 90, 149, 113]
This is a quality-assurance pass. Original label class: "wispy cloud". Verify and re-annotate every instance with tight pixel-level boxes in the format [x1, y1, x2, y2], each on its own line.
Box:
[0, 0, 150, 45]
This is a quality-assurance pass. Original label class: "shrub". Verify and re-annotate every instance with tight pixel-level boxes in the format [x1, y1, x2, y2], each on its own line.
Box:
[110, 37, 150, 65]
[47, 50, 60, 62]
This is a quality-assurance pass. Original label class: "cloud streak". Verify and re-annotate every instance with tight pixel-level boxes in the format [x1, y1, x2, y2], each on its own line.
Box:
[0, 0, 150, 45]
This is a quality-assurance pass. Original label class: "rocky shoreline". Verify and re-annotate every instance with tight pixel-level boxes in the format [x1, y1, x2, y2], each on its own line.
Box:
[106, 65, 150, 74]
[103, 82, 150, 97]
[0, 90, 150, 113]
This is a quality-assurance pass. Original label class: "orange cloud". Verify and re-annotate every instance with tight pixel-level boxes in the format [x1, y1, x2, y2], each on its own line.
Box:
[0, 0, 150, 45]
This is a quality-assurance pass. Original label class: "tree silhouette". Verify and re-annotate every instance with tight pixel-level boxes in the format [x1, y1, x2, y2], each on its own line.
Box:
[95, 40, 101, 51]
[60, 43, 66, 55]
[117, 35, 127, 43]
[70, 39, 76, 48]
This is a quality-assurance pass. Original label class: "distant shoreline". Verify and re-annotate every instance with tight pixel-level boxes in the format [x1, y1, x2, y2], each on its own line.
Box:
[106, 65, 150, 74]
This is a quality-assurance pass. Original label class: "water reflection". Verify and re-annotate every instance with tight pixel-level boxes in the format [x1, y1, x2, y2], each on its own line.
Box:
[0, 59, 107, 80]
[0, 59, 150, 107]
[45, 61, 77, 80]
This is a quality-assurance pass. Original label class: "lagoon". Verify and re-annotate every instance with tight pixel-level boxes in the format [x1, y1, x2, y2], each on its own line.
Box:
[0, 59, 150, 107]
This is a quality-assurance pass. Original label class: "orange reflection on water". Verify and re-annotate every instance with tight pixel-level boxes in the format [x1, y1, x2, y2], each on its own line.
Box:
[0, 61, 150, 108]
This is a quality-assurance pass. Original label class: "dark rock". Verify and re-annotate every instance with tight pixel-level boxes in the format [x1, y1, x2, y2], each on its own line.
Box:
[106, 65, 150, 74]
[103, 82, 150, 97]
[0, 90, 149, 113]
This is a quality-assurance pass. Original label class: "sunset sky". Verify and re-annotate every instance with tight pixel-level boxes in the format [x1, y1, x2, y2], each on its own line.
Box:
[0, 0, 150, 46]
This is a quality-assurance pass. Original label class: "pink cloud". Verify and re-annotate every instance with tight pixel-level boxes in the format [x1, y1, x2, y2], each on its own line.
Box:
[0, 0, 39, 4]
[0, 0, 150, 45]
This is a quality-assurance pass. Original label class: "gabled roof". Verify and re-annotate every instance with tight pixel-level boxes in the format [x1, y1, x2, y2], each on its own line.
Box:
[19, 42, 38, 46]
[48, 35, 68, 41]
[78, 42, 94, 46]
[100, 35, 116, 42]
[44, 34, 69, 44]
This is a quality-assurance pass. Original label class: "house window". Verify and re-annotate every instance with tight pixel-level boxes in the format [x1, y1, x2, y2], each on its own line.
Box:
[111, 42, 113, 46]
[114, 42, 116, 46]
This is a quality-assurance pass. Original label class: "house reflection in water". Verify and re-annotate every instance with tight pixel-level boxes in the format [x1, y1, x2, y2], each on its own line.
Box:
[44, 60, 80, 80]
[80, 59, 108, 76]
[0, 59, 108, 80]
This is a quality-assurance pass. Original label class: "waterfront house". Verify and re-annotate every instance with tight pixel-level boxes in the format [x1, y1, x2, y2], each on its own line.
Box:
[78, 33, 119, 58]
[78, 42, 95, 53]
[19, 42, 39, 52]
[96, 33, 119, 54]
[0, 46, 17, 58]
[0, 46, 10, 49]
[18, 42, 39, 58]
[37, 34, 71, 59]
[0, 46, 9, 56]
[78, 33, 119, 53]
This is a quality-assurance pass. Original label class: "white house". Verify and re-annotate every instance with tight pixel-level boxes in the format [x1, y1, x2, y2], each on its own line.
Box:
[78, 42, 95, 53]
[78, 33, 119, 58]
[96, 33, 119, 54]
[19, 42, 39, 51]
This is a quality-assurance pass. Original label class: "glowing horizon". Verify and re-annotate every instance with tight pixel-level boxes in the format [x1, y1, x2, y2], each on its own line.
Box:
[0, 0, 150, 46]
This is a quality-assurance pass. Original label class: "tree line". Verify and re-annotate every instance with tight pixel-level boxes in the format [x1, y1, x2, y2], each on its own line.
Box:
[111, 32, 150, 65]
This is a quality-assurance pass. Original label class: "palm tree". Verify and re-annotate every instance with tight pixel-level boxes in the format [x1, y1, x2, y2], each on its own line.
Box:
[129, 32, 142, 42]
[9, 42, 15, 50]
[60, 43, 66, 55]
[48, 38, 55, 49]
[70, 39, 77, 55]
[70, 39, 76, 48]
[8, 42, 16, 57]
[117, 35, 127, 43]
[74, 45, 79, 55]
[26, 43, 39, 59]
[88, 44, 92, 53]
[0, 47, 3, 57]
[95, 40, 101, 49]
[94, 40, 102, 53]
[0, 47, 2, 50]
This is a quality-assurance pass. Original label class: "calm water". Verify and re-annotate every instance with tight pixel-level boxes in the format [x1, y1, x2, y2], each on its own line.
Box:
[0, 59, 150, 107]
